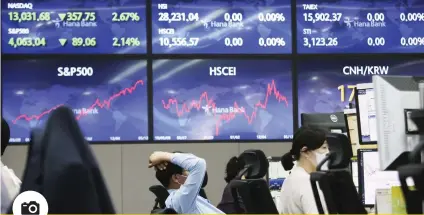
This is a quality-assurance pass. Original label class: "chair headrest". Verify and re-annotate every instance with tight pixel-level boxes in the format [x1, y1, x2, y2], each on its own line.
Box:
[238, 149, 268, 179]
[149, 185, 170, 200]
[326, 133, 353, 169]
[202, 172, 208, 188]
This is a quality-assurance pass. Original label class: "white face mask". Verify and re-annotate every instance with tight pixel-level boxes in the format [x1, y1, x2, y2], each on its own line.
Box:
[314, 151, 329, 170]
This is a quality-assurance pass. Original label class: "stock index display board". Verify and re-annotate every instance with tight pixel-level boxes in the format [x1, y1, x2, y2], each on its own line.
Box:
[297, 0, 424, 53]
[2, 0, 147, 54]
[151, 0, 292, 54]
[152, 59, 293, 141]
[2, 59, 149, 143]
[297, 56, 424, 124]
[2, 0, 423, 143]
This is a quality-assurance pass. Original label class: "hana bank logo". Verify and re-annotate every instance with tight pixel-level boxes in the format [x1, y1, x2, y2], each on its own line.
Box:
[343, 17, 357, 28]
[343, 16, 386, 28]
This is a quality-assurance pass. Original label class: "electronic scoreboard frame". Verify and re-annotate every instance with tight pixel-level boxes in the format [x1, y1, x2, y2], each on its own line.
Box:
[1, 0, 424, 144]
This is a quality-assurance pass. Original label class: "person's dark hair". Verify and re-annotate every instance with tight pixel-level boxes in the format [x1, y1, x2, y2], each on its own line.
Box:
[155, 151, 185, 188]
[155, 162, 184, 188]
[281, 126, 327, 171]
[224, 156, 245, 183]
[2, 118, 10, 155]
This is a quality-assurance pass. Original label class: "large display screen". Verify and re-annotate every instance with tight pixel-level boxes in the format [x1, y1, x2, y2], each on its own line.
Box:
[297, 0, 424, 53]
[151, 0, 292, 54]
[1, 0, 146, 54]
[3, 1, 423, 143]
[153, 59, 293, 141]
[297, 56, 424, 122]
[2, 59, 148, 143]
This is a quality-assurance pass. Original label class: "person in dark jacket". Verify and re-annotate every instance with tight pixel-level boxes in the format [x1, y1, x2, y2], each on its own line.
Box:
[216, 156, 246, 214]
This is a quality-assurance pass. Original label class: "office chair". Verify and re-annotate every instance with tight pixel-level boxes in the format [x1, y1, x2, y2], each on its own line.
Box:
[310, 133, 367, 214]
[149, 172, 209, 212]
[151, 208, 178, 214]
[397, 109, 424, 214]
[150, 185, 170, 210]
[229, 149, 279, 214]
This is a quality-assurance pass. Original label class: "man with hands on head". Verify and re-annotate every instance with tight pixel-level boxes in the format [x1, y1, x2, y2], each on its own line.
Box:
[149, 151, 225, 214]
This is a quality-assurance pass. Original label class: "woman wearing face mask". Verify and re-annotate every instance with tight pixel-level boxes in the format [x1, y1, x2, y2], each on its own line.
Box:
[278, 127, 329, 214]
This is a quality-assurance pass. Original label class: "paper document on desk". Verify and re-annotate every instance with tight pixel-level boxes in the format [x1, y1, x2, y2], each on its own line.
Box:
[391, 186, 408, 214]
[375, 188, 391, 214]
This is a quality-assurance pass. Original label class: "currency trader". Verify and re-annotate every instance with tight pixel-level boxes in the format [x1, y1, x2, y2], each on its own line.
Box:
[279, 127, 329, 214]
[149, 151, 225, 214]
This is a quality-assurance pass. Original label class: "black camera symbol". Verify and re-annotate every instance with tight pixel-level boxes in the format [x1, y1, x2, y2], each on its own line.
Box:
[21, 201, 40, 215]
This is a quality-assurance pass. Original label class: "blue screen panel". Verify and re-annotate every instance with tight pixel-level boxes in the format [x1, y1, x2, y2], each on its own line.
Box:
[297, 0, 424, 53]
[2, 58, 148, 143]
[1, 0, 147, 54]
[153, 59, 293, 141]
[152, 0, 292, 54]
[297, 56, 424, 123]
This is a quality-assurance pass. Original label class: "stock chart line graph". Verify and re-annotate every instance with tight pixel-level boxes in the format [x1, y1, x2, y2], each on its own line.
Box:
[161, 80, 289, 136]
[12, 80, 145, 124]
[364, 163, 378, 177]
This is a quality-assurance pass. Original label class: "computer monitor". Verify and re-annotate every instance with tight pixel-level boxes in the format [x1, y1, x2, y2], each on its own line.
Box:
[267, 157, 289, 189]
[357, 149, 399, 207]
[301, 112, 346, 133]
[344, 108, 359, 156]
[355, 83, 377, 145]
[266, 156, 290, 209]
[373, 75, 424, 170]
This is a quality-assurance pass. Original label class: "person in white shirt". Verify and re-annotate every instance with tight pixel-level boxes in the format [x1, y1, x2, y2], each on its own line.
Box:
[279, 127, 329, 214]
[150, 151, 225, 214]
[1, 118, 22, 213]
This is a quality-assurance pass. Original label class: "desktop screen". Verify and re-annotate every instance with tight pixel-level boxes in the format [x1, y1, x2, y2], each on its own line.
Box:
[345, 109, 359, 156]
[301, 112, 346, 133]
[268, 158, 291, 210]
[358, 150, 399, 206]
[268, 160, 290, 190]
[357, 88, 377, 143]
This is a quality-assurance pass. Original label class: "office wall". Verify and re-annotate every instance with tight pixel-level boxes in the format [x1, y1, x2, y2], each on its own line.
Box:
[1, 143, 291, 213]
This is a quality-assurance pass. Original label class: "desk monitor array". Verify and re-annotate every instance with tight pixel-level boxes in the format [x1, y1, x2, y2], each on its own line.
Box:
[300, 112, 346, 134]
